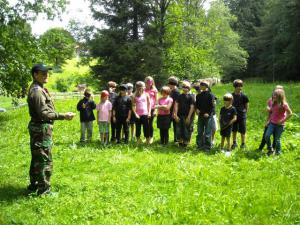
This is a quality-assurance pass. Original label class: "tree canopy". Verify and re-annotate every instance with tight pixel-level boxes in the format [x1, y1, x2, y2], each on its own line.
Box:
[0, 0, 67, 97]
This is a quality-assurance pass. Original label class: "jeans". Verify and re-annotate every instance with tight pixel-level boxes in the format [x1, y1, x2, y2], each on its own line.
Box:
[265, 123, 284, 153]
[177, 116, 193, 143]
[196, 116, 212, 149]
[80, 121, 93, 141]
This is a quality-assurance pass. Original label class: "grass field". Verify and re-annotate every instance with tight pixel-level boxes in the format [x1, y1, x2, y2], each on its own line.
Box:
[0, 82, 300, 225]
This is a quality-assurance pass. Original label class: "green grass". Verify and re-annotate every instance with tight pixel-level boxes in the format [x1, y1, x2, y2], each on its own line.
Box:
[0, 82, 300, 225]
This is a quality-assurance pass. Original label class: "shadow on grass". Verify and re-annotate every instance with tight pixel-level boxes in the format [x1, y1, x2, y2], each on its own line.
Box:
[0, 185, 27, 202]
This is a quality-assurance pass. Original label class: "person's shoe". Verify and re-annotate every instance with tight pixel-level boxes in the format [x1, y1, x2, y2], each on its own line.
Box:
[27, 183, 38, 193]
[267, 148, 274, 156]
[231, 142, 237, 150]
[225, 151, 231, 157]
[240, 143, 246, 149]
[37, 187, 51, 196]
[148, 137, 154, 144]
[275, 150, 282, 155]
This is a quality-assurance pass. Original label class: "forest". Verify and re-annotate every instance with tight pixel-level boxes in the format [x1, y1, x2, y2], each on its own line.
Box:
[1, 0, 299, 97]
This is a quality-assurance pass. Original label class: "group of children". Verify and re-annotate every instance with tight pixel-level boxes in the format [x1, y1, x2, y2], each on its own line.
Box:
[77, 77, 293, 155]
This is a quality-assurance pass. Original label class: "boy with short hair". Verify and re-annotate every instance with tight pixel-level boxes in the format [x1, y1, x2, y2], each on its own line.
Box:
[168, 76, 180, 143]
[107, 81, 118, 142]
[77, 89, 96, 142]
[195, 81, 215, 151]
[231, 79, 249, 149]
[173, 80, 195, 147]
[220, 93, 237, 153]
[113, 84, 132, 144]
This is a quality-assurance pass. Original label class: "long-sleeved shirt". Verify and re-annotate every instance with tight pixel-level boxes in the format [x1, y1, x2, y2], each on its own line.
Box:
[195, 91, 215, 117]
[77, 98, 96, 122]
[27, 81, 65, 123]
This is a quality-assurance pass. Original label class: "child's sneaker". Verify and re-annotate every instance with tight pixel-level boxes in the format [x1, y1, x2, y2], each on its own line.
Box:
[225, 151, 231, 157]
[231, 142, 237, 150]
[267, 148, 274, 156]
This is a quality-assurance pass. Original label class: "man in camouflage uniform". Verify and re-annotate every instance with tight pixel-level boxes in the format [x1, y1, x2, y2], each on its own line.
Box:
[27, 63, 75, 195]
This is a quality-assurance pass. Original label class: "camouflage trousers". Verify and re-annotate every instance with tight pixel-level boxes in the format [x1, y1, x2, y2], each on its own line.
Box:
[28, 122, 53, 191]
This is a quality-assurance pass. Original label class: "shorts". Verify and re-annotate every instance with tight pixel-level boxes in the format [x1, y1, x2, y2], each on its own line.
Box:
[220, 126, 233, 137]
[232, 117, 246, 134]
[98, 121, 109, 134]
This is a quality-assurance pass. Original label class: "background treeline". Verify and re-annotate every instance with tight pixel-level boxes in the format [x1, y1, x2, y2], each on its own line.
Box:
[0, 0, 299, 98]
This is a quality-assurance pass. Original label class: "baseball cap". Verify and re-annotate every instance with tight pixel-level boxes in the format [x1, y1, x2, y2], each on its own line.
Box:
[119, 84, 128, 91]
[31, 63, 52, 74]
[101, 90, 109, 98]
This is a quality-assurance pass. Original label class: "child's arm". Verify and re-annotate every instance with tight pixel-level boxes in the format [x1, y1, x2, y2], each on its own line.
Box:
[112, 109, 115, 123]
[280, 104, 293, 124]
[96, 109, 99, 124]
[109, 110, 112, 124]
[131, 96, 139, 119]
[186, 104, 195, 125]
[173, 101, 178, 120]
[146, 93, 151, 118]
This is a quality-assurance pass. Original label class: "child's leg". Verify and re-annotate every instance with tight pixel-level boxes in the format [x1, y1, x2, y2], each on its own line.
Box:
[123, 120, 129, 143]
[130, 123, 135, 141]
[258, 126, 268, 150]
[273, 125, 284, 154]
[265, 123, 275, 153]
[196, 117, 204, 148]
[220, 136, 225, 149]
[226, 136, 231, 150]
[100, 132, 104, 143]
[116, 120, 122, 143]
[135, 118, 142, 142]
[141, 115, 150, 143]
[80, 122, 86, 142]
[87, 121, 93, 142]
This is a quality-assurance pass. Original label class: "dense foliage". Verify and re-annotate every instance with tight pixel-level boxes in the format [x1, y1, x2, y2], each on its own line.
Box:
[39, 28, 76, 69]
[0, 0, 67, 97]
[224, 0, 300, 81]
[88, 0, 247, 85]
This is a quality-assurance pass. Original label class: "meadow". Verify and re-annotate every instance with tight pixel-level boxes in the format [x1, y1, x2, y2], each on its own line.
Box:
[0, 82, 300, 225]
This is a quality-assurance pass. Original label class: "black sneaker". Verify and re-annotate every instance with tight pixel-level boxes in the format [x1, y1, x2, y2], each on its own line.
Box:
[27, 183, 38, 193]
[240, 143, 246, 149]
[267, 149, 274, 156]
[37, 187, 51, 196]
[231, 142, 237, 150]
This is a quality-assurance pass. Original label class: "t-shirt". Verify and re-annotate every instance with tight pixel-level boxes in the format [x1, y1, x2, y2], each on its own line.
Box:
[170, 88, 180, 113]
[145, 88, 158, 110]
[96, 100, 112, 122]
[135, 93, 148, 116]
[76, 98, 96, 122]
[113, 95, 132, 119]
[232, 92, 249, 118]
[220, 106, 237, 129]
[196, 91, 215, 117]
[108, 92, 117, 105]
[269, 103, 289, 125]
[158, 96, 173, 115]
[176, 93, 195, 117]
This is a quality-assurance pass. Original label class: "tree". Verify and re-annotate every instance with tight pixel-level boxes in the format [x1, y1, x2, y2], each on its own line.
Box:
[89, 0, 163, 85]
[0, 0, 67, 97]
[223, 0, 267, 77]
[255, 0, 300, 81]
[39, 28, 76, 69]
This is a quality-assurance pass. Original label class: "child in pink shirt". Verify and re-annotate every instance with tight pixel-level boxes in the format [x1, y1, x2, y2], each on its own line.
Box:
[96, 90, 112, 144]
[264, 88, 292, 155]
[132, 81, 151, 144]
[156, 86, 173, 145]
[145, 76, 158, 144]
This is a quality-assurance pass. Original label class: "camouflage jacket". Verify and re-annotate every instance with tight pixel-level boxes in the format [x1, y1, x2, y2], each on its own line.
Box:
[27, 81, 65, 123]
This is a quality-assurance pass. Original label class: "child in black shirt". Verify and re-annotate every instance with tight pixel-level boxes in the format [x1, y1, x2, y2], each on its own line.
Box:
[220, 93, 237, 152]
[113, 84, 132, 143]
[174, 81, 195, 147]
[231, 79, 249, 149]
[195, 81, 215, 151]
[77, 89, 96, 142]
